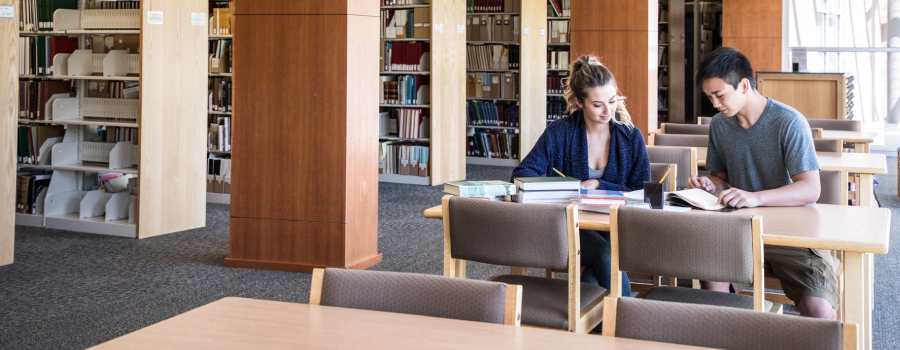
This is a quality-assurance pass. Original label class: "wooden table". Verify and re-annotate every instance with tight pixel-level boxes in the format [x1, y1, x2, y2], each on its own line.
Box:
[425, 204, 891, 350]
[821, 130, 878, 153]
[90, 297, 708, 349]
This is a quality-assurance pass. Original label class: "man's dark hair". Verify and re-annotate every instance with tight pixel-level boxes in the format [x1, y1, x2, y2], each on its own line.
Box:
[695, 47, 756, 91]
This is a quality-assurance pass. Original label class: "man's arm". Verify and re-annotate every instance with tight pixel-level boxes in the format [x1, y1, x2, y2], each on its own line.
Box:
[688, 171, 729, 196]
[717, 169, 820, 208]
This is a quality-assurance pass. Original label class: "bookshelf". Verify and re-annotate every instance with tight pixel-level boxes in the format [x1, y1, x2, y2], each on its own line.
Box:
[1, 0, 17, 265]
[464, 0, 546, 167]
[207, 0, 232, 204]
[546, 1, 569, 125]
[378, 0, 466, 186]
[10, 0, 207, 239]
[658, 1, 668, 124]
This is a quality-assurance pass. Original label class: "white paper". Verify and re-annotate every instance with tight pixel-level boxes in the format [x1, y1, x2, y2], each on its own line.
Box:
[523, 27, 530, 35]
[191, 13, 205, 26]
[434, 23, 443, 33]
[539, 28, 546, 36]
[457, 24, 465, 34]
[147, 11, 163, 25]
[0, 4, 13, 19]
[791, 47, 807, 72]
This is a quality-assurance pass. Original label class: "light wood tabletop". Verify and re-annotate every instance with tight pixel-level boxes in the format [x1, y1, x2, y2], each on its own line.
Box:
[90, 297, 709, 349]
[821, 130, 878, 144]
[817, 152, 888, 175]
[423, 204, 890, 254]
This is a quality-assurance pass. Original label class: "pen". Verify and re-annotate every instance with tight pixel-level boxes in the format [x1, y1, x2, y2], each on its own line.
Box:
[552, 168, 566, 177]
[658, 167, 671, 184]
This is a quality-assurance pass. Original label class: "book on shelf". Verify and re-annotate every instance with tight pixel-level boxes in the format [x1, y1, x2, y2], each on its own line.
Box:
[17, 0, 78, 32]
[17, 125, 64, 165]
[379, 75, 430, 105]
[207, 156, 231, 194]
[381, 42, 430, 72]
[97, 0, 139, 9]
[546, 96, 567, 122]
[444, 180, 516, 197]
[208, 117, 232, 152]
[18, 80, 72, 120]
[15, 172, 51, 215]
[379, 142, 429, 176]
[209, 2, 233, 35]
[466, 100, 518, 127]
[88, 81, 139, 99]
[18, 36, 78, 76]
[209, 39, 232, 74]
[379, 108, 429, 139]
[514, 176, 581, 191]
[381, 7, 430, 40]
[467, 14, 519, 41]
[548, 18, 568, 43]
[381, 0, 431, 6]
[208, 77, 232, 113]
[546, 71, 567, 94]
[466, 0, 519, 13]
[466, 130, 518, 159]
[467, 45, 518, 70]
[466, 72, 519, 99]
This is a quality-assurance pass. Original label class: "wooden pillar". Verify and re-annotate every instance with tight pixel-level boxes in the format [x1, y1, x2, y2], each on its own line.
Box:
[226, 0, 381, 273]
[722, 0, 782, 73]
[571, 0, 658, 139]
[0, 0, 16, 266]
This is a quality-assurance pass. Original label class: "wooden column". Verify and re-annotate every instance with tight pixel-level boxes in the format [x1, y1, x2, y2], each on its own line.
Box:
[138, 0, 208, 238]
[0, 0, 16, 266]
[571, 0, 658, 139]
[722, 0, 782, 73]
[227, 0, 381, 273]
[519, 0, 547, 158]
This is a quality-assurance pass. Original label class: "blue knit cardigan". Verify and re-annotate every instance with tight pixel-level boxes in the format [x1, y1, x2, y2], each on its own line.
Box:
[511, 111, 651, 191]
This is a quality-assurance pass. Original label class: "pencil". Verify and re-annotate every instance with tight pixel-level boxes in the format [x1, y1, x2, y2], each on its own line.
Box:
[658, 167, 672, 184]
[552, 168, 566, 177]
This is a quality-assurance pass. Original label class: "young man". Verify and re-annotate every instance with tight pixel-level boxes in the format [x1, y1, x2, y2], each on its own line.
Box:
[688, 47, 838, 319]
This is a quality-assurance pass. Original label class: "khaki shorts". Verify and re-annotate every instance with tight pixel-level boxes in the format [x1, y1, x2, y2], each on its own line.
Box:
[763, 245, 840, 309]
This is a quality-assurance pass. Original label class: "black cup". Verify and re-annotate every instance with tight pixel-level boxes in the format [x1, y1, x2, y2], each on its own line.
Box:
[792, 62, 800, 72]
[644, 181, 664, 209]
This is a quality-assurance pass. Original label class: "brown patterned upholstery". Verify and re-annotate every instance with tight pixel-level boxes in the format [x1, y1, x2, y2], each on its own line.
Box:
[807, 119, 859, 131]
[698, 116, 713, 125]
[664, 123, 710, 135]
[814, 139, 840, 153]
[614, 298, 844, 350]
[491, 275, 606, 329]
[818, 170, 843, 205]
[650, 163, 673, 191]
[447, 197, 569, 270]
[616, 205, 754, 284]
[647, 147, 693, 189]
[319, 268, 509, 324]
[636, 286, 773, 311]
[653, 134, 709, 148]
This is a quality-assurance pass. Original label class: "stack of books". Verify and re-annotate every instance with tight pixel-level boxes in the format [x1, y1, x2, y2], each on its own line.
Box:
[443, 180, 517, 200]
[511, 177, 580, 204]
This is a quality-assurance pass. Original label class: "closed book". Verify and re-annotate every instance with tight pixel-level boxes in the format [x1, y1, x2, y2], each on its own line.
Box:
[514, 176, 581, 191]
[579, 189, 625, 201]
[444, 180, 516, 197]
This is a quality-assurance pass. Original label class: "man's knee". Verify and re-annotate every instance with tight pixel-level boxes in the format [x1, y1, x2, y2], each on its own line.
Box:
[700, 281, 731, 292]
[797, 296, 837, 320]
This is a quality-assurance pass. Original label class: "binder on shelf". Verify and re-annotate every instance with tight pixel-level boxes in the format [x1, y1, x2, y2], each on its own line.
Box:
[53, 9, 140, 32]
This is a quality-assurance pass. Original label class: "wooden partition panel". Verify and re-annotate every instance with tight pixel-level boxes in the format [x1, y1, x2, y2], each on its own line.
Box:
[519, 0, 547, 158]
[234, 0, 377, 16]
[722, 0, 782, 72]
[667, 0, 686, 123]
[138, 0, 208, 238]
[429, 0, 465, 185]
[0, 0, 17, 265]
[229, 1, 380, 272]
[571, 0, 657, 139]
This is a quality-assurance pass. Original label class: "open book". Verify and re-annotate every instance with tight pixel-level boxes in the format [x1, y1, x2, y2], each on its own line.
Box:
[624, 188, 725, 211]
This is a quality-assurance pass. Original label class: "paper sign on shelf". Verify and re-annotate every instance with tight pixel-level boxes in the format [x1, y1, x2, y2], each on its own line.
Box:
[191, 13, 205, 26]
[0, 4, 14, 19]
[539, 28, 546, 36]
[435, 23, 443, 33]
[147, 11, 163, 25]
[523, 27, 530, 35]
[791, 47, 807, 72]
[457, 24, 464, 34]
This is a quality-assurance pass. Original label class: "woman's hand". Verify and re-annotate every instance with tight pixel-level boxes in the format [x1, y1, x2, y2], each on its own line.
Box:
[580, 179, 600, 190]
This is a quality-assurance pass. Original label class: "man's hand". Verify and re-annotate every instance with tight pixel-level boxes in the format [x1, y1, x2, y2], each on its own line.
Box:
[580, 179, 600, 190]
[687, 176, 716, 194]
[717, 188, 762, 208]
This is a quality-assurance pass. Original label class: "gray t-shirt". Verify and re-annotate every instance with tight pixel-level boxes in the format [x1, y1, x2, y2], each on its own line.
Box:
[706, 98, 820, 192]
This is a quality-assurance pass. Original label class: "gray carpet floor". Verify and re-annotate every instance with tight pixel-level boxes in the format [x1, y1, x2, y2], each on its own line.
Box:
[1, 163, 898, 349]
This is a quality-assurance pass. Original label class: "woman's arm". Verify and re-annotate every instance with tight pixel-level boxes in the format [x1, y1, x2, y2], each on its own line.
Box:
[510, 129, 554, 181]
[623, 129, 651, 191]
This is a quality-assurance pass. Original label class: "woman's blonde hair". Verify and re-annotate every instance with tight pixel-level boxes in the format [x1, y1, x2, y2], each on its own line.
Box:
[563, 55, 633, 127]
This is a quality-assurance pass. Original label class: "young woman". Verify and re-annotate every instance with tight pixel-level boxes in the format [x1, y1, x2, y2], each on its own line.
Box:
[511, 55, 650, 295]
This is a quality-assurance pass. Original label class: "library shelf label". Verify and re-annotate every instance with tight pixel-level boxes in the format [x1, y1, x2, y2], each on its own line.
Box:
[434, 23, 443, 33]
[457, 24, 465, 33]
[523, 27, 529, 35]
[147, 11, 163, 25]
[191, 13, 206, 26]
[0, 5, 13, 19]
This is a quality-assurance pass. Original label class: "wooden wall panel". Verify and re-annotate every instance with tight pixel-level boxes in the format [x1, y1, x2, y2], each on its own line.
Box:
[722, 0, 782, 74]
[234, 0, 377, 16]
[0, 0, 17, 265]
[571, 30, 657, 138]
[137, 0, 208, 238]
[519, 0, 547, 159]
[722, 37, 782, 73]
[757, 73, 846, 120]
[232, 16, 350, 223]
[429, 0, 466, 185]
[667, 0, 686, 123]
[344, 16, 379, 221]
[570, 0, 653, 32]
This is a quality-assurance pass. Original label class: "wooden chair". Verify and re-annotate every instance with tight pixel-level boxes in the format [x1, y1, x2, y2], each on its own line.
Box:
[648, 133, 708, 148]
[310, 268, 523, 326]
[811, 127, 824, 139]
[441, 195, 605, 333]
[602, 297, 857, 350]
[646, 146, 697, 190]
[660, 123, 710, 135]
[649, 163, 677, 192]
[815, 139, 840, 153]
[698, 116, 713, 125]
[807, 119, 860, 132]
[609, 205, 780, 313]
